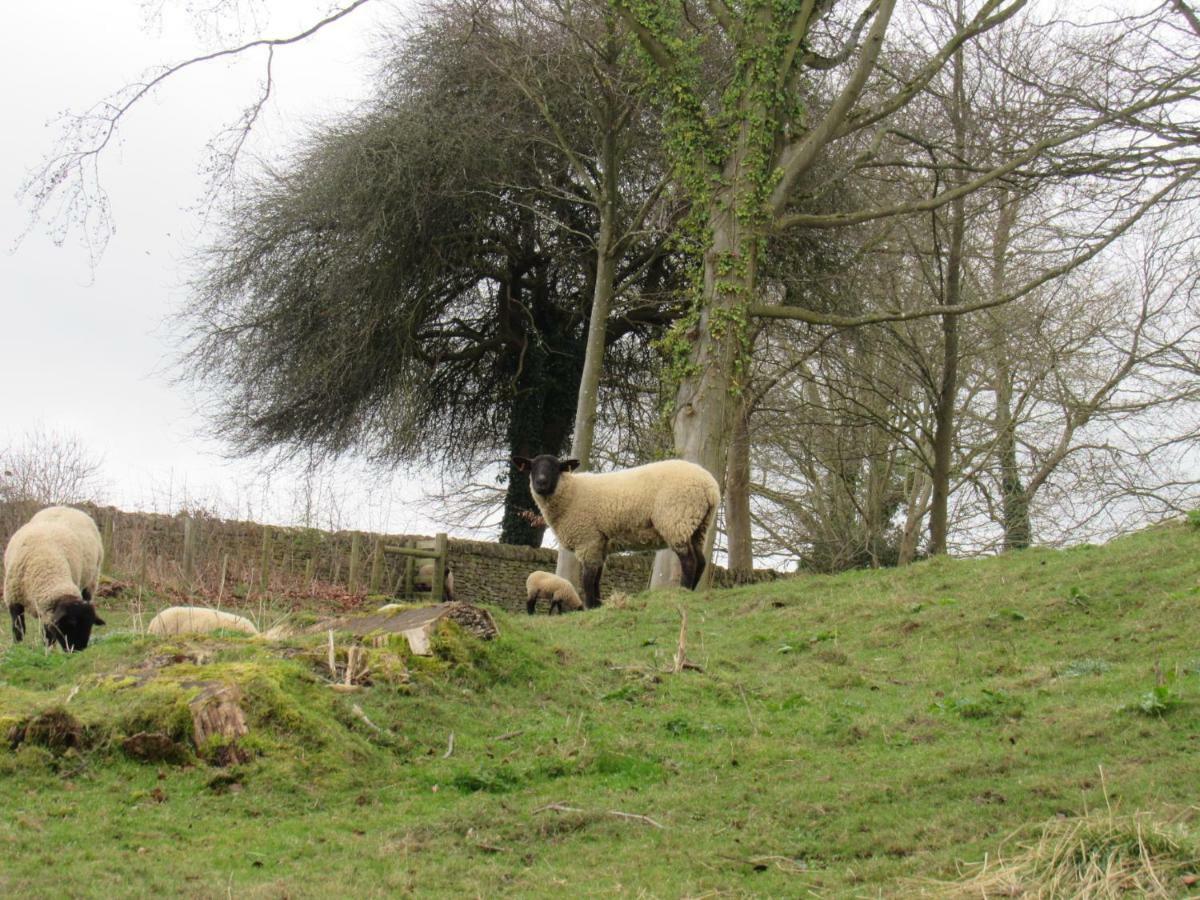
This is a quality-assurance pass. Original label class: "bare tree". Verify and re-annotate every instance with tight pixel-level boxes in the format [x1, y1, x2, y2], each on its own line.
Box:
[0, 427, 106, 508]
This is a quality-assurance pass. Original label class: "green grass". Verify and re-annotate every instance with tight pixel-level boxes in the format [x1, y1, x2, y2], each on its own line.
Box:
[2, 521, 1199, 896]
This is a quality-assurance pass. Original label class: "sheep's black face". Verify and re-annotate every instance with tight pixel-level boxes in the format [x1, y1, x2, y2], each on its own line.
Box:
[512, 455, 580, 497]
[46, 598, 106, 652]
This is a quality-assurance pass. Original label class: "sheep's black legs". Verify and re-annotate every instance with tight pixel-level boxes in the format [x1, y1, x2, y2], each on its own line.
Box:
[678, 527, 709, 590]
[581, 563, 604, 609]
[82, 586, 92, 603]
[526, 596, 538, 615]
[677, 547, 697, 589]
[10, 604, 25, 643]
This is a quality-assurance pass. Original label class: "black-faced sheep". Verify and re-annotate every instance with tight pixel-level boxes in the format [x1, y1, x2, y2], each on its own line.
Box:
[146, 607, 259, 637]
[525, 571, 584, 615]
[511, 455, 720, 609]
[3, 505, 106, 651]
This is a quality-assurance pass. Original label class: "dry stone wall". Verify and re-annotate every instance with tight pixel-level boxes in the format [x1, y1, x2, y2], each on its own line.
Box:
[0, 501, 779, 614]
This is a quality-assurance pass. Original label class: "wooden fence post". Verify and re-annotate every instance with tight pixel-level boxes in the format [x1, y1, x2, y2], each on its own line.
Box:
[259, 527, 272, 593]
[403, 541, 414, 596]
[433, 533, 448, 603]
[348, 533, 362, 593]
[182, 516, 197, 584]
[369, 537, 383, 594]
[101, 516, 115, 575]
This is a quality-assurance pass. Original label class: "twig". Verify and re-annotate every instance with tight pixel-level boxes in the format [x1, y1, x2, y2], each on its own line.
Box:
[607, 810, 665, 829]
[738, 684, 760, 736]
[670, 605, 704, 673]
[672, 605, 688, 673]
[533, 802, 584, 814]
[350, 703, 382, 733]
[65, 685, 81, 704]
[534, 802, 665, 828]
[493, 729, 524, 741]
[443, 731, 455, 759]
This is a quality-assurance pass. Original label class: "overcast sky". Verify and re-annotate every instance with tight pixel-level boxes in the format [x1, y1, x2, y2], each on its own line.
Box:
[0, 1, 474, 536]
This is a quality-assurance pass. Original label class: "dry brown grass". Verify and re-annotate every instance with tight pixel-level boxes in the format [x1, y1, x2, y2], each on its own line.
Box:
[926, 806, 1200, 898]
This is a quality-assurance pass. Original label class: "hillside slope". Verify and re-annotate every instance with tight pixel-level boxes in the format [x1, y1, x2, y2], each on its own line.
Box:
[1, 521, 1198, 896]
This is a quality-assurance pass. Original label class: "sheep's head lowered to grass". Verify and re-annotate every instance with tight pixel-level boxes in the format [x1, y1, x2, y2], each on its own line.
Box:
[44, 598, 105, 651]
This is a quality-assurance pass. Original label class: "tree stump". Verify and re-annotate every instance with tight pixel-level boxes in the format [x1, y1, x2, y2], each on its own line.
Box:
[189, 683, 250, 765]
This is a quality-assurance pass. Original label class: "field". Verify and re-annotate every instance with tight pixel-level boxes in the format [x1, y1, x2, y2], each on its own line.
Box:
[1, 521, 1198, 897]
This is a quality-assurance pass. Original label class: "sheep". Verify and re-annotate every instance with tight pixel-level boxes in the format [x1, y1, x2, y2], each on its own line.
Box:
[525, 571, 584, 615]
[511, 454, 720, 609]
[413, 562, 455, 601]
[147, 607, 259, 637]
[3, 505, 106, 651]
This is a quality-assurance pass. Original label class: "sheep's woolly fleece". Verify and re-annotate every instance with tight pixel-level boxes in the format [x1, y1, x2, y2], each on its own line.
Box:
[531, 460, 720, 564]
[526, 570, 584, 613]
[3, 506, 103, 620]
[147, 607, 259, 636]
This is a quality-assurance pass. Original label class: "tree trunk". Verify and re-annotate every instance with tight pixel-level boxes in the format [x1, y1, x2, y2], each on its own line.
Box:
[928, 37, 967, 557]
[650, 184, 757, 589]
[555, 123, 620, 589]
[724, 397, 753, 583]
[898, 469, 932, 566]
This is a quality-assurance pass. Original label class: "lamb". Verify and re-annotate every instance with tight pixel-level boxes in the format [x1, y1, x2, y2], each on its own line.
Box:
[147, 607, 259, 637]
[3, 505, 106, 651]
[413, 562, 455, 601]
[511, 454, 720, 609]
[525, 571, 584, 615]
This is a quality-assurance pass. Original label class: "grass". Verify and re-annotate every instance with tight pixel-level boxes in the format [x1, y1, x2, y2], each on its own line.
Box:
[1, 520, 1199, 896]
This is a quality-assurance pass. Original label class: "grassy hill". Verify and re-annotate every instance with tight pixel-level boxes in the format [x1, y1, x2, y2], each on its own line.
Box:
[1, 521, 1198, 896]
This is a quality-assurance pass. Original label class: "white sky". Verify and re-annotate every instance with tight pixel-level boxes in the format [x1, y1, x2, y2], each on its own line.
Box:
[0, 1, 468, 536]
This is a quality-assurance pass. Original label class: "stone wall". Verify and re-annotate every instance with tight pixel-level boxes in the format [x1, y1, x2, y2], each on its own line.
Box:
[0, 501, 780, 614]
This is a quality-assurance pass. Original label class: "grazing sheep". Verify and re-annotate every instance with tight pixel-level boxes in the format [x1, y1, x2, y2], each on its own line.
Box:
[512, 455, 720, 609]
[413, 562, 455, 601]
[525, 571, 584, 615]
[3, 506, 106, 651]
[147, 607, 259, 637]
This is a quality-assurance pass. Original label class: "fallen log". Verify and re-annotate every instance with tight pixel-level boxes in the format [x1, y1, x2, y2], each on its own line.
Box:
[311, 603, 498, 656]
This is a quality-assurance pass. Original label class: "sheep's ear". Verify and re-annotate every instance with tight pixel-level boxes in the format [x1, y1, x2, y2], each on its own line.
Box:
[511, 456, 532, 472]
[560, 458, 581, 472]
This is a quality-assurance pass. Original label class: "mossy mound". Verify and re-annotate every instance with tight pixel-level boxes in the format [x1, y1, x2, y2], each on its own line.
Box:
[0, 607, 546, 773]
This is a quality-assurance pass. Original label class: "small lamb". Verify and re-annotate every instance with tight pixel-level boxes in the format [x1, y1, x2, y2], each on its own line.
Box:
[525, 571, 584, 615]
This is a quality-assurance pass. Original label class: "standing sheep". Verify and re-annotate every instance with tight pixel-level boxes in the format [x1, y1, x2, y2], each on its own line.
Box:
[525, 571, 584, 615]
[511, 455, 720, 609]
[4, 506, 106, 651]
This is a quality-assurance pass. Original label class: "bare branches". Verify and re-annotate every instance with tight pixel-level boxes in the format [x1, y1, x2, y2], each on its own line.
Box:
[20, 0, 374, 258]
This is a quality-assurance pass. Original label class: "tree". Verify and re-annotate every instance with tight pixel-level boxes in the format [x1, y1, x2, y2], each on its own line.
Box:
[613, 0, 1200, 579]
[185, 1, 679, 546]
[0, 427, 105, 508]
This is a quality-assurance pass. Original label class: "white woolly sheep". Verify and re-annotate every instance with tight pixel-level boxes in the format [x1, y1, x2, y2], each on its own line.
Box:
[511, 454, 720, 609]
[413, 562, 455, 601]
[3, 505, 106, 651]
[525, 571, 584, 615]
[147, 607, 259, 637]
